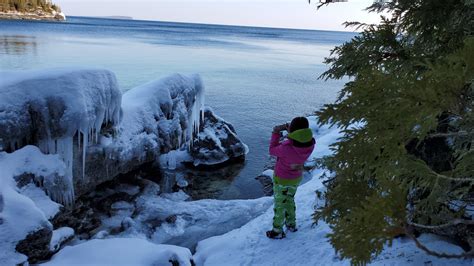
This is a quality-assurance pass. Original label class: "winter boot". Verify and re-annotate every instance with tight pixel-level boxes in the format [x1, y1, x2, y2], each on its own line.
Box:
[286, 225, 298, 232]
[266, 230, 286, 239]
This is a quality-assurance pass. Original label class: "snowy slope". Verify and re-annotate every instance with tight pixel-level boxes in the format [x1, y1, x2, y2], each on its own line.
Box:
[194, 118, 473, 266]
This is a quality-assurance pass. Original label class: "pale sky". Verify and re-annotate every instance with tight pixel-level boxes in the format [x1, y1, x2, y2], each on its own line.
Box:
[54, 0, 381, 31]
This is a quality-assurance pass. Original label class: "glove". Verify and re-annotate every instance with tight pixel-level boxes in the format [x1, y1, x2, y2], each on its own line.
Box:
[273, 123, 289, 133]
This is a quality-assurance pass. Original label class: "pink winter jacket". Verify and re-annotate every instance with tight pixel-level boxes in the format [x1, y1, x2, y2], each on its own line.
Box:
[269, 133, 315, 179]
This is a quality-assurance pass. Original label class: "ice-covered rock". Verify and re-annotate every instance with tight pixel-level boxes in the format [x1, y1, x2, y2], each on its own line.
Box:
[0, 69, 249, 263]
[118, 73, 205, 160]
[191, 107, 248, 167]
[0, 68, 122, 205]
[0, 68, 246, 202]
[49, 227, 75, 252]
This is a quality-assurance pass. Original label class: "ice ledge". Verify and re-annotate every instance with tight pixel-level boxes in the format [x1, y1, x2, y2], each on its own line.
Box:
[0, 68, 247, 205]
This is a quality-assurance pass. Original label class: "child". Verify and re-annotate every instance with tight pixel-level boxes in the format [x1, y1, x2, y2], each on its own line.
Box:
[266, 117, 315, 239]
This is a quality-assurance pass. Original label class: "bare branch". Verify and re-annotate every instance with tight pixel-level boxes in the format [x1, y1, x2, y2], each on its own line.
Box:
[408, 219, 474, 230]
[404, 226, 474, 259]
[433, 172, 474, 183]
[427, 131, 472, 138]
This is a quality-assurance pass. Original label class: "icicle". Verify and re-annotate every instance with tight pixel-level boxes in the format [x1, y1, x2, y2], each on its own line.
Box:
[77, 131, 81, 151]
[47, 136, 75, 207]
[82, 129, 89, 179]
[168, 153, 176, 170]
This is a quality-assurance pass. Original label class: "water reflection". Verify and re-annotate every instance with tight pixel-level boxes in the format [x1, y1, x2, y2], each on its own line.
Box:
[0, 35, 37, 55]
[160, 161, 247, 200]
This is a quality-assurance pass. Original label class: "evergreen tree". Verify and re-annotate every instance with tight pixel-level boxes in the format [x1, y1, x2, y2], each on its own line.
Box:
[0, 0, 60, 13]
[313, 0, 474, 264]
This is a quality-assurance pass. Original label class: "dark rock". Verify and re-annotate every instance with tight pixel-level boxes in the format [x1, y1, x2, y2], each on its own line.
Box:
[15, 228, 52, 264]
[190, 107, 247, 168]
[255, 174, 274, 196]
[145, 218, 163, 228]
[166, 215, 178, 224]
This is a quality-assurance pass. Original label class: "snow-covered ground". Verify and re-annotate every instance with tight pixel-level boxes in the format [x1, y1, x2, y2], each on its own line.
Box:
[1, 68, 471, 265]
[88, 179, 272, 250]
[42, 238, 193, 266]
[193, 117, 473, 266]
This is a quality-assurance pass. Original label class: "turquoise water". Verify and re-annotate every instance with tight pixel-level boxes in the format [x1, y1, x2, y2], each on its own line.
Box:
[0, 17, 353, 199]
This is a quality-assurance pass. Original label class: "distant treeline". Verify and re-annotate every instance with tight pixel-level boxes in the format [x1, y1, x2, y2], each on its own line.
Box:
[0, 0, 61, 13]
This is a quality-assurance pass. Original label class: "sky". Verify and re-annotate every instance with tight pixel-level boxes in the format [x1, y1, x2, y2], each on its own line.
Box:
[54, 0, 381, 31]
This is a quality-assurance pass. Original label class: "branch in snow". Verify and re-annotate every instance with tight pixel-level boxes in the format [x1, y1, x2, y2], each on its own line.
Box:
[405, 225, 474, 259]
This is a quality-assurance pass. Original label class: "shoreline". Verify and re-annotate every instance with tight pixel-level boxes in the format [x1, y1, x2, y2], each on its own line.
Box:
[0, 11, 66, 21]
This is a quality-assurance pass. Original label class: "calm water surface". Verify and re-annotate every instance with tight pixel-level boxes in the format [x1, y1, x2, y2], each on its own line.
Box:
[0, 17, 353, 199]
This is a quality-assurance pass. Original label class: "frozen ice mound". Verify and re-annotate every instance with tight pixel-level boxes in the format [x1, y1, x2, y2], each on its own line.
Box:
[0, 68, 247, 207]
[0, 68, 122, 205]
[0, 68, 122, 151]
[119, 73, 204, 160]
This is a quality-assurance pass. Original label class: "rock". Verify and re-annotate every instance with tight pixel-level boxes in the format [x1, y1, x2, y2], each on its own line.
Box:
[166, 215, 178, 224]
[49, 227, 75, 252]
[255, 174, 274, 196]
[190, 107, 248, 167]
[15, 228, 53, 264]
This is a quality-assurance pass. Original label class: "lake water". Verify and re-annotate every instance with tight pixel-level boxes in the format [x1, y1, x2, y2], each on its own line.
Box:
[0, 17, 353, 199]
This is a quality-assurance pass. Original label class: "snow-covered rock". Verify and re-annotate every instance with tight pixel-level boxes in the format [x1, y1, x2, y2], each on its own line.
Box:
[0, 146, 66, 265]
[49, 227, 75, 252]
[0, 69, 247, 202]
[0, 68, 122, 205]
[0, 68, 249, 264]
[41, 238, 193, 266]
[191, 107, 248, 167]
[118, 73, 204, 161]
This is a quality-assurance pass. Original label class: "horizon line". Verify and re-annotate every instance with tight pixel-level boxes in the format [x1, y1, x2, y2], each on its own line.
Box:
[72, 15, 359, 34]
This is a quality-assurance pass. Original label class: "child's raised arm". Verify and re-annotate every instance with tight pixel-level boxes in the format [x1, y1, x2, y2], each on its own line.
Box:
[269, 124, 288, 158]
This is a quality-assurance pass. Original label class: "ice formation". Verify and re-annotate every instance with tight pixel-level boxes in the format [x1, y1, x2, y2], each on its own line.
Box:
[0, 68, 122, 205]
[119, 73, 205, 164]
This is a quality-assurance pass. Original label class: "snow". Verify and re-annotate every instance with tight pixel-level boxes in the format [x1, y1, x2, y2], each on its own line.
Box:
[0, 68, 122, 205]
[118, 74, 204, 164]
[20, 183, 61, 219]
[0, 147, 64, 265]
[193, 117, 473, 266]
[42, 238, 193, 266]
[96, 188, 272, 250]
[50, 227, 75, 252]
[261, 169, 274, 178]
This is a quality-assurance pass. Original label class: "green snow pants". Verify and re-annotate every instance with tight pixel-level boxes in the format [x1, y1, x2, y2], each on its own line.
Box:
[272, 176, 301, 233]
